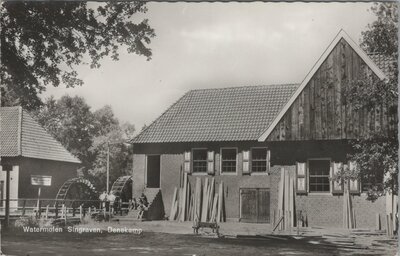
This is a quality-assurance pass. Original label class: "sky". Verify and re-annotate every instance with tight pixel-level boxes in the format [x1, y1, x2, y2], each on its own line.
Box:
[42, 2, 377, 133]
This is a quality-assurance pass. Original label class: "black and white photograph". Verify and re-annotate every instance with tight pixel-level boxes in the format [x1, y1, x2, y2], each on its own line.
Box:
[0, 1, 398, 255]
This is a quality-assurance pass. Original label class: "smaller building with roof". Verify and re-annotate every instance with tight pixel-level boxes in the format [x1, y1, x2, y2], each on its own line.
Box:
[0, 106, 81, 208]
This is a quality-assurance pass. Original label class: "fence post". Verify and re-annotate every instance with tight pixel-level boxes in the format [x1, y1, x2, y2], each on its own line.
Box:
[64, 205, 67, 225]
[38, 199, 42, 219]
[79, 205, 83, 222]
[22, 199, 26, 217]
[55, 202, 59, 219]
[45, 205, 49, 220]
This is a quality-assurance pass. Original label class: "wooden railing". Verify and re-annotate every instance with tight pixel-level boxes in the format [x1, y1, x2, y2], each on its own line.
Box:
[0, 199, 131, 219]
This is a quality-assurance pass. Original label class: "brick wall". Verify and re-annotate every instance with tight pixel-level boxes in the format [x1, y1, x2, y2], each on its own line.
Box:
[132, 141, 388, 228]
[270, 166, 387, 229]
[132, 141, 273, 221]
[132, 154, 146, 197]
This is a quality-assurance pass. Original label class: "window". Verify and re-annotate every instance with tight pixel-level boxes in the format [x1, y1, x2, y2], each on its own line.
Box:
[251, 148, 268, 172]
[192, 149, 207, 173]
[309, 160, 330, 192]
[221, 148, 237, 173]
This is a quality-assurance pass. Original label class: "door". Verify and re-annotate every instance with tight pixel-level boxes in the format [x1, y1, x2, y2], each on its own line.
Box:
[240, 188, 270, 223]
[146, 155, 160, 188]
[0, 181, 3, 207]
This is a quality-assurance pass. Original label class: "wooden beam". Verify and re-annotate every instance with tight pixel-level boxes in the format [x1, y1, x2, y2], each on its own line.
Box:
[201, 178, 209, 222]
[195, 178, 202, 222]
[170, 187, 178, 221]
[217, 182, 224, 223]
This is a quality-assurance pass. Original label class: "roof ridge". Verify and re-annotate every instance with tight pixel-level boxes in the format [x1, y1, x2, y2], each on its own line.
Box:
[188, 83, 299, 93]
[1, 106, 21, 109]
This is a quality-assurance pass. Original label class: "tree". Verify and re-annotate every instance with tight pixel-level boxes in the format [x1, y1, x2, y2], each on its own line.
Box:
[87, 106, 135, 191]
[88, 123, 135, 192]
[32, 95, 98, 168]
[338, 3, 398, 201]
[32, 95, 135, 192]
[1, 1, 155, 110]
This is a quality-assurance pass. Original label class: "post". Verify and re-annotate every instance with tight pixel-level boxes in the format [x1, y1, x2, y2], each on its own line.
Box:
[5, 167, 10, 229]
[79, 205, 83, 222]
[45, 205, 49, 220]
[55, 202, 59, 219]
[37, 187, 41, 218]
[64, 205, 67, 225]
[0, 219, 2, 255]
[376, 213, 381, 231]
[107, 142, 110, 194]
[22, 199, 26, 216]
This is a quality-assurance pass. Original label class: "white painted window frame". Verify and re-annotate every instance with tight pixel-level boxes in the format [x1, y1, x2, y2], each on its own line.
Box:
[220, 147, 238, 175]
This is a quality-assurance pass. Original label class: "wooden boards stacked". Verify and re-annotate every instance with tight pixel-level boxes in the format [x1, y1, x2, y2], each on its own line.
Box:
[385, 191, 398, 237]
[276, 168, 296, 231]
[343, 188, 356, 229]
[169, 175, 225, 223]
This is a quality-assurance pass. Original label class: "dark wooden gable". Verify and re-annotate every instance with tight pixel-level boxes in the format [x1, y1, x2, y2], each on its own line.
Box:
[267, 38, 394, 141]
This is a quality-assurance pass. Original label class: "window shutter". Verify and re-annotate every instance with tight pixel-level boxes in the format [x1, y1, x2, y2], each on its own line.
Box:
[348, 161, 360, 194]
[207, 151, 215, 175]
[296, 162, 307, 194]
[242, 150, 250, 174]
[266, 150, 271, 174]
[332, 162, 344, 194]
[184, 151, 191, 173]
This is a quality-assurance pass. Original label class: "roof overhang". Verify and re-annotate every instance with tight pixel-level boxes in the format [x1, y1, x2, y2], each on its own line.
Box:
[257, 29, 388, 142]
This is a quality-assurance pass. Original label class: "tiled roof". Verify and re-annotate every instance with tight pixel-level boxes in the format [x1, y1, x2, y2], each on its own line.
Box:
[132, 84, 298, 143]
[1, 107, 20, 156]
[1, 106, 81, 163]
[368, 53, 396, 79]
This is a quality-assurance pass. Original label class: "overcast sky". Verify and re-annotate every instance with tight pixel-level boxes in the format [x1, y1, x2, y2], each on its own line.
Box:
[42, 2, 377, 132]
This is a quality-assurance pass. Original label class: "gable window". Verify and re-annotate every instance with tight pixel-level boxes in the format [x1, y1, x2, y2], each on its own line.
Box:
[251, 148, 268, 172]
[192, 149, 208, 173]
[221, 148, 237, 173]
[309, 159, 330, 192]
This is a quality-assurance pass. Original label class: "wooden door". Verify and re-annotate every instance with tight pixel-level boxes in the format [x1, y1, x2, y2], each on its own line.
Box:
[147, 155, 160, 188]
[240, 189, 258, 222]
[240, 188, 270, 223]
[257, 189, 270, 223]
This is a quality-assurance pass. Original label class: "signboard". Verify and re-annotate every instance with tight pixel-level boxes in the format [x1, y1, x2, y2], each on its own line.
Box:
[31, 175, 52, 186]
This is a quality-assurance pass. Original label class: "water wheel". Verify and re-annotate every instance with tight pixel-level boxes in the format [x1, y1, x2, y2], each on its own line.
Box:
[55, 178, 98, 208]
[110, 176, 133, 203]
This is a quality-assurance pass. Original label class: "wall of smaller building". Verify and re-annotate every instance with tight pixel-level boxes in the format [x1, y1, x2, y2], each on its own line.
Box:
[2, 157, 79, 201]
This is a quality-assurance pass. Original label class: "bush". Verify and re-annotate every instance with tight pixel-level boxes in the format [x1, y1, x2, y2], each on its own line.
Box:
[14, 216, 53, 228]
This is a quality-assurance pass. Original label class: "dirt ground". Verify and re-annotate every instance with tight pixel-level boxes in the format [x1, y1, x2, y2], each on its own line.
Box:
[2, 220, 398, 255]
[102, 220, 399, 255]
